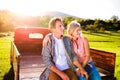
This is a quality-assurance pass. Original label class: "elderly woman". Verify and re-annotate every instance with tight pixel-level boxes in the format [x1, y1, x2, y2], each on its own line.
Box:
[67, 21, 101, 80]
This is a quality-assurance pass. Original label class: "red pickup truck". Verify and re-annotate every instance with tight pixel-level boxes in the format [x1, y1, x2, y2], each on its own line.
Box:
[10, 27, 51, 80]
[10, 27, 116, 80]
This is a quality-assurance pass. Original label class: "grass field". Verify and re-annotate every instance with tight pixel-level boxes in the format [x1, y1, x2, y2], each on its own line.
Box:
[83, 31, 120, 80]
[0, 36, 13, 80]
[0, 31, 120, 80]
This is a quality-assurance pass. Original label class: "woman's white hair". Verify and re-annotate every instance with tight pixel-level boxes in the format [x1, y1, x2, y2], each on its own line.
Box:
[67, 21, 82, 38]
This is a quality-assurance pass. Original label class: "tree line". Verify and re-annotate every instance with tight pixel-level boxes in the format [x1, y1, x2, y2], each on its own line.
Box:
[0, 10, 120, 32]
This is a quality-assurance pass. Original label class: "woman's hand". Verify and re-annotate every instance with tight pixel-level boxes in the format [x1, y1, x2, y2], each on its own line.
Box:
[76, 68, 88, 80]
[75, 68, 80, 76]
[43, 33, 51, 46]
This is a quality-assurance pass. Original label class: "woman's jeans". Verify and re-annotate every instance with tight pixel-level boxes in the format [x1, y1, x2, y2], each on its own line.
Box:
[77, 61, 101, 80]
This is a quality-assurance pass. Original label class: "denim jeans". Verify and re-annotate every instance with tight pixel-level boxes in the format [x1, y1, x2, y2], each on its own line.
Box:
[77, 75, 86, 80]
[84, 61, 101, 80]
[74, 61, 101, 80]
[76, 61, 101, 80]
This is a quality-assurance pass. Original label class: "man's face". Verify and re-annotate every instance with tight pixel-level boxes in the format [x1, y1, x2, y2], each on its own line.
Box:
[54, 20, 64, 36]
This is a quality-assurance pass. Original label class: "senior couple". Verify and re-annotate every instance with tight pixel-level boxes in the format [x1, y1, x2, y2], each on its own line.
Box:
[40, 17, 101, 80]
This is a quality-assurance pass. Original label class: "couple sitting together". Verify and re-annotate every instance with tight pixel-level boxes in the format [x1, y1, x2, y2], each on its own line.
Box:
[40, 17, 101, 80]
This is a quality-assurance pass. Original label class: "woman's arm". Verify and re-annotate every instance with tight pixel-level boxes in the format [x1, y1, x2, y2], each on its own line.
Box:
[73, 60, 88, 80]
[42, 33, 52, 46]
[82, 37, 90, 67]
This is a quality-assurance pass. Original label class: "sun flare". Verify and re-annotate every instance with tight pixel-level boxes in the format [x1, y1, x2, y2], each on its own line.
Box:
[3, 0, 49, 16]
[0, 0, 120, 19]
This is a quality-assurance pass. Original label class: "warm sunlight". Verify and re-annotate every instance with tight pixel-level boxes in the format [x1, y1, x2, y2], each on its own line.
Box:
[1, 0, 50, 16]
[0, 0, 120, 19]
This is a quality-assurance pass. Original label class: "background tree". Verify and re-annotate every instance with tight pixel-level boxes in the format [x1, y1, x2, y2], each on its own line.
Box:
[38, 16, 51, 28]
[111, 15, 119, 23]
[0, 10, 15, 32]
[0, 10, 120, 32]
[63, 16, 75, 29]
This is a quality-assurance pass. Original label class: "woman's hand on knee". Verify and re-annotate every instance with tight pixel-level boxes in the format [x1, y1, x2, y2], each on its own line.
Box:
[76, 68, 88, 80]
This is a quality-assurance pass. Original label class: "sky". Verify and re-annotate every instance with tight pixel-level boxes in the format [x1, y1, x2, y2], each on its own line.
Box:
[0, 0, 120, 20]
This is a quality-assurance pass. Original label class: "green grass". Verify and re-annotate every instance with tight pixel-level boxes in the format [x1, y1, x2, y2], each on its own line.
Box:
[83, 31, 120, 55]
[0, 37, 13, 80]
[0, 31, 120, 80]
[83, 31, 120, 80]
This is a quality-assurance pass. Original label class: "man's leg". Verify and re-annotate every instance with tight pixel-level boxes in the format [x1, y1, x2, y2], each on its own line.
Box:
[48, 70, 61, 80]
[63, 68, 77, 80]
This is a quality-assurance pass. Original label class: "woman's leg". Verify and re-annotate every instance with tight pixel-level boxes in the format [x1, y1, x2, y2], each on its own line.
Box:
[77, 75, 86, 80]
[85, 61, 101, 80]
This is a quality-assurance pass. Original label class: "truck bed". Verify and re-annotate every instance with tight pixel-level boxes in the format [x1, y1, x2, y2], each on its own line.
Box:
[19, 55, 45, 80]
[11, 27, 51, 80]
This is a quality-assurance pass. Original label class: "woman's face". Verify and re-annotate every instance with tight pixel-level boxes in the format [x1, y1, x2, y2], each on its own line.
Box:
[72, 27, 81, 39]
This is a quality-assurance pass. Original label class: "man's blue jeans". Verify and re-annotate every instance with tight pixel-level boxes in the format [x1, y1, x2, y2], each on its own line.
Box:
[78, 61, 101, 80]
